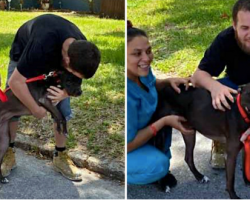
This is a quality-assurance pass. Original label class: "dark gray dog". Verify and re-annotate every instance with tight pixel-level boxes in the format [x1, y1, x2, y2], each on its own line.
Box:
[151, 83, 250, 199]
[0, 70, 82, 184]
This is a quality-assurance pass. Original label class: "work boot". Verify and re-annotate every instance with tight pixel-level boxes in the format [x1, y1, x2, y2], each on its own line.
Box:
[1, 147, 17, 177]
[53, 151, 82, 181]
[210, 141, 226, 169]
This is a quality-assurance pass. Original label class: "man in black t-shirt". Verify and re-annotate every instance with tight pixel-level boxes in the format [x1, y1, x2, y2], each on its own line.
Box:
[2, 14, 101, 181]
[192, 0, 250, 169]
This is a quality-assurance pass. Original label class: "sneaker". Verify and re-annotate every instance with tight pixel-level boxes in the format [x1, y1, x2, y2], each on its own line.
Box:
[210, 141, 226, 169]
[1, 147, 17, 177]
[158, 172, 177, 193]
[53, 151, 82, 181]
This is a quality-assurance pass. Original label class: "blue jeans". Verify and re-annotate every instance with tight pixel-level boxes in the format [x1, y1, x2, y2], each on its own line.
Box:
[127, 128, 172, 185]
[6, 60, 73, 121]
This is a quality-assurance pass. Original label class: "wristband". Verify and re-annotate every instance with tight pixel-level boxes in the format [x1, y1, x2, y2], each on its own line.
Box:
[150, 124, 158, 137]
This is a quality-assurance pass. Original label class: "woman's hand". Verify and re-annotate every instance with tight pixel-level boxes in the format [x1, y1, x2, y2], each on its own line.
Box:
[47, 86, 69, 103]
[167, 77, 191, 93]
[165, 115, 194, 135]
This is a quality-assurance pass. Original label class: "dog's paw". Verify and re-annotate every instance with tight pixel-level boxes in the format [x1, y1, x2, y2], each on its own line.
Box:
[199, 176, 210, 183]
[1, 177, 9, 184]
[158, 172, 177, 193]
[165, 186, 171, 193]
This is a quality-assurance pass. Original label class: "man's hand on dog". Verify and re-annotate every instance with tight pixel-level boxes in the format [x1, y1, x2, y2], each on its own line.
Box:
[47, 86, 69, 103]
[168, 77, 190, 93]
[209, 81, 238, 111]
[165, 115, 195, 135]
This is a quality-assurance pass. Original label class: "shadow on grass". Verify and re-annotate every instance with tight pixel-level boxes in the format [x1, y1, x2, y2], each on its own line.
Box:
[68, 60, 124, 158]
[91, 38, 125, 66]
[137, 0, 235, 61]
[96, 31, 125, 38]
[81, 64, 124, 105]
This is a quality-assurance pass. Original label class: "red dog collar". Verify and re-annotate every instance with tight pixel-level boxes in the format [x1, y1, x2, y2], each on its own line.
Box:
[237, 94, 250, 124]
[237, 93, 250, 183]
[0, 71, 56, 102]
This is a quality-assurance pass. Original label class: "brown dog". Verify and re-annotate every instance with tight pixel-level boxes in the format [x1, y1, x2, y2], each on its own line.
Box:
[0, 70, 82, 183]
[151, 83, 250, 199]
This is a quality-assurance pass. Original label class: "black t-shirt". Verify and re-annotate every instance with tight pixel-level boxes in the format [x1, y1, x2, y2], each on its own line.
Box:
[10, 14, 86, 78]
[198, 26, 250, 85]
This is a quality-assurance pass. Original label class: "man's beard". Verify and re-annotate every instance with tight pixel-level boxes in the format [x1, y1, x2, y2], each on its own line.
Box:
[235, 30, 250, 55]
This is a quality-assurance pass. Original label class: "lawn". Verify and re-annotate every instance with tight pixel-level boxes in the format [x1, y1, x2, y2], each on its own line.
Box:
[127, 0, 236, 77]
[0, 11, 125, 161]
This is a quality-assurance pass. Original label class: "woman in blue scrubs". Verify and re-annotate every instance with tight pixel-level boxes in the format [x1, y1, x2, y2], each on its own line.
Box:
[127, 21, 194, 190]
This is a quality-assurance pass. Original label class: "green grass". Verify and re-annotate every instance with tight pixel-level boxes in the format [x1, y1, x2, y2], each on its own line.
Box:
[0, 11, 124, 161]
[127, 0, 235, 77]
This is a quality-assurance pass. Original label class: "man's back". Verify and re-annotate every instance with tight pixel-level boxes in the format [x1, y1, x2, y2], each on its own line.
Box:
[10, 14, 85, 62]
[10, 14, 86, 78]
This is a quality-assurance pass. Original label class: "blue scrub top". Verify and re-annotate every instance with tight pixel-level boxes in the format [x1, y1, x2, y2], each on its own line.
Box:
[127, 68, 158, 143]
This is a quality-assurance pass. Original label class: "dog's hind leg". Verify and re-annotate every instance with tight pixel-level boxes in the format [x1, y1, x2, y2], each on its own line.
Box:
[0, 121, 10, 183]
[182, 133, 210, 183]
[225, 140, 242, 199]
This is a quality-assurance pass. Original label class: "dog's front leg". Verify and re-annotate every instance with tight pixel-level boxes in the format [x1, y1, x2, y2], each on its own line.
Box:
[0, 121, 10, 183]
[182, 133, 210, 183]
[38, 97, 68, 137]
[225, 140, 242, 199]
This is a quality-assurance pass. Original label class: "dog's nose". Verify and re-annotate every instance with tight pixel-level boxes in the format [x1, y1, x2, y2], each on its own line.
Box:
[76, 90, 82, 97]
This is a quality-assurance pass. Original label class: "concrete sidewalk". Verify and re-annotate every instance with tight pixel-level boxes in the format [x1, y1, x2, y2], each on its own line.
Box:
[15, 133, 124, 181]
[0, 148, 125, 199]
[127, 130, 250, 199]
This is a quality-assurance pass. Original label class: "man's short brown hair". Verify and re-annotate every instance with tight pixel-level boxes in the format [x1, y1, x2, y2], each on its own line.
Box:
[233, 0, 250, 24]
[68, 40, 101, 79]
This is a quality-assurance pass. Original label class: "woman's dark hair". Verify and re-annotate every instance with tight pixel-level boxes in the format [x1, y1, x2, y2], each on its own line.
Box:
[233, 0, 250, 24]
[68, 40, 101, 79]
[127, 20, 148, 43]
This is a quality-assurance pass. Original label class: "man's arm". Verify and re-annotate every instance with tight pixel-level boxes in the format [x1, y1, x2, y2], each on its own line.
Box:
[192, 69, 219, 90]
[192, 68, 237, 111]
[8, 68, 47, 119]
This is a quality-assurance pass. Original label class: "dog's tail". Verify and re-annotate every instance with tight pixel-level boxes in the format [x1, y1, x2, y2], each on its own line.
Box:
[243, 135, 250, 186]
